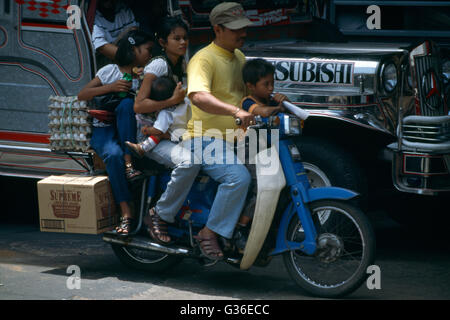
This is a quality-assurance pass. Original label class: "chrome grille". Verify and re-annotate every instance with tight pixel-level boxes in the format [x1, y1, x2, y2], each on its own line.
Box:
[401, 116, 450, 154]
[414, 55, 445, 116]
[403, 122, 450, 144]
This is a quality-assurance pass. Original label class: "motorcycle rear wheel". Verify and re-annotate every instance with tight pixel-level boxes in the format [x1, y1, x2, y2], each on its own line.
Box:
[111, 244, 183, 272]
[283, 200, 375, 298]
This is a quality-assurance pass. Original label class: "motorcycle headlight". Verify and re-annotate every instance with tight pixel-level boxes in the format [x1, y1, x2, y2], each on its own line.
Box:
[268, 115, 280, 128]
[442, 60, 450, 84]
[282, 114, 301, 136]
[381, 63, 398, 93]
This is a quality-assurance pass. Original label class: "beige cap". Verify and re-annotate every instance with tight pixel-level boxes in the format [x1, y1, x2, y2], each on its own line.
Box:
[209, 2, 252, 30]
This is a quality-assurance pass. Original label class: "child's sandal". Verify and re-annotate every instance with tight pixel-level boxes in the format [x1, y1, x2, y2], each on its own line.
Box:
[125, 162, 142, 181]
[115, 217, 134, 237]
[125, 141, 145, 158]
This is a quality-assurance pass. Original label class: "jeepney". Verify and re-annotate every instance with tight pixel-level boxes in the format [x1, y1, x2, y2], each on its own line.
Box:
[245, 40, 449, 200]
[0, 0, 448, 220]
[184, 0, 450, 203]
[0, 0, 311, 178]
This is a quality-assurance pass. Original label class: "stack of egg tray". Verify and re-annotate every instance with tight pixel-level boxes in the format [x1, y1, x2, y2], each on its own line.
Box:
[48, 96, 91, 152]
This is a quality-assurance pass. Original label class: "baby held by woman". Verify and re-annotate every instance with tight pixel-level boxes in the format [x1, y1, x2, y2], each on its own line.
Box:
[126, 76, 190, 156]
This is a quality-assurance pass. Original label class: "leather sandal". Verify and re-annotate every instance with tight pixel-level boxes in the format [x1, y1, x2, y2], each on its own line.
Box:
[193, 230, 224, 261]
[125, 162, 142, 181]
[125, 141, 145, 159]
[143, 208, 172, 244]
[115, 216, 134, 237]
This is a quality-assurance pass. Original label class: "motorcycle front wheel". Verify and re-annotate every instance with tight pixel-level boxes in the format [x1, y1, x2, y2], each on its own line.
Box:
[283, 200, 376, 298]
[111, 244, 183, 272]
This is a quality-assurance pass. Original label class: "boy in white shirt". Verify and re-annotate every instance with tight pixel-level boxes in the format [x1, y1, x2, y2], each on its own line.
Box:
[92, 0, 139, 63]
[126, 76, 190, 157]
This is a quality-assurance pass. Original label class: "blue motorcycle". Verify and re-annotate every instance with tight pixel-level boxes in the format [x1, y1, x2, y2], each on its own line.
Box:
[103, 108, 376, 298]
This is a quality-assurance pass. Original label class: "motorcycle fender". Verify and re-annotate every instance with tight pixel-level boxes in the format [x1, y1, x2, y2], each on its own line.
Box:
[240, 146, 286, 270]
[306, 187, 359, 203]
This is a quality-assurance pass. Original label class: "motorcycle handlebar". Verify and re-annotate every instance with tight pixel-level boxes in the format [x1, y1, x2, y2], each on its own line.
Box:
[235, 117, 266, 130]
[282, 101, 309, 120]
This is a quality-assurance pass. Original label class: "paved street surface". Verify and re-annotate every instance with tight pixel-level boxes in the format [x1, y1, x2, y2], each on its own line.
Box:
[1, 209, 450, 300]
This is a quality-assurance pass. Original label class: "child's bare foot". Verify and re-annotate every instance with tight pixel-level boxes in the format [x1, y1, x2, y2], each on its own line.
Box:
[238, 215, 251, 227]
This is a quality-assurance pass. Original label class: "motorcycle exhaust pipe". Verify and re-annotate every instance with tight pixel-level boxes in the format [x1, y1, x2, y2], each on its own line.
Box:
[103, 234, 194, 257]
[103, 234, 243, 265]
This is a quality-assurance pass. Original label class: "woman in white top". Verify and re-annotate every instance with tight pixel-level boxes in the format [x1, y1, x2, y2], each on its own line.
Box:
[133, 17, 200, 244]
[78, 30, 154, 236]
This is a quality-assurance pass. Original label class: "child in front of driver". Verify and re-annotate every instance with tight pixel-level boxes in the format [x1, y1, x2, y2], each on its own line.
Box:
[241, 58, 288, 119]
[125, 76, 190, 157]
[235, 58, 289, 246]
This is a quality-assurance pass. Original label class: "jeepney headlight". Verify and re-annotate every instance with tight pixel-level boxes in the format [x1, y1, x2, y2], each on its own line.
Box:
[382, 63, 398, 93]
[406, 65, 413, 89]
[283, 114, 301, 136]
[442, 60, 450, 84]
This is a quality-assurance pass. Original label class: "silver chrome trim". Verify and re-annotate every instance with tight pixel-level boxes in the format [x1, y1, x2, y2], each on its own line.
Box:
[398, 115, 450, 152]
[0, 141, 93, 177]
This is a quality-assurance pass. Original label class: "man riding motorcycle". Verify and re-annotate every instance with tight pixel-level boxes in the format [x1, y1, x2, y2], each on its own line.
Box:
[182, 2, 255, 260]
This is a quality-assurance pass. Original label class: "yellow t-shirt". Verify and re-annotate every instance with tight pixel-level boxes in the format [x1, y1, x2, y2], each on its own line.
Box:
[184, 42, 247, 142]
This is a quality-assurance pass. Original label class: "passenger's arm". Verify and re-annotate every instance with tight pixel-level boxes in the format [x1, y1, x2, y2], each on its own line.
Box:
[134, 73, 185, 114]
[97, 43, 118, 61]
[97, 25, 138, 60]
[251, 105, 282, 117]
[77, 77, 131, 101]
[92, 23, 117, 61]
[242, 97, 280, 117]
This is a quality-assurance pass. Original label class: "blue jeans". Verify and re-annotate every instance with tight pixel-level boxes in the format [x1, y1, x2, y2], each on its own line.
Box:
[90, 98, 137, 203]
[137, 124, 201, 224]
[181, 137, 251, 239]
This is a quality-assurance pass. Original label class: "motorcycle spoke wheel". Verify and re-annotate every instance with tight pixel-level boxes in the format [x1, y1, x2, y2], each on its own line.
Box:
[283, 200, 375, 298]
[111, 244, 183, 272]
[123, 247, 170, 264]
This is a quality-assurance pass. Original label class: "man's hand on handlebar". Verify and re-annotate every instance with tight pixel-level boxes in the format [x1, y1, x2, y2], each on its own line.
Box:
[234, 108, 255, 128]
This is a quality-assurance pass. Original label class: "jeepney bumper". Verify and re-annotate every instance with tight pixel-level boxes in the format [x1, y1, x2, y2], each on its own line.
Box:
[388, 115, 450, 195]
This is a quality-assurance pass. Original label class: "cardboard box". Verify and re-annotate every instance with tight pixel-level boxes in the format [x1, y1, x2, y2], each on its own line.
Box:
[38, 174, 118, 234]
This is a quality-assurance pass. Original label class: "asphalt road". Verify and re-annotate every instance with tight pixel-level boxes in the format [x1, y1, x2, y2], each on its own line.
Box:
[1, 177, 450, 301]
[1, 211, 450, 300]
